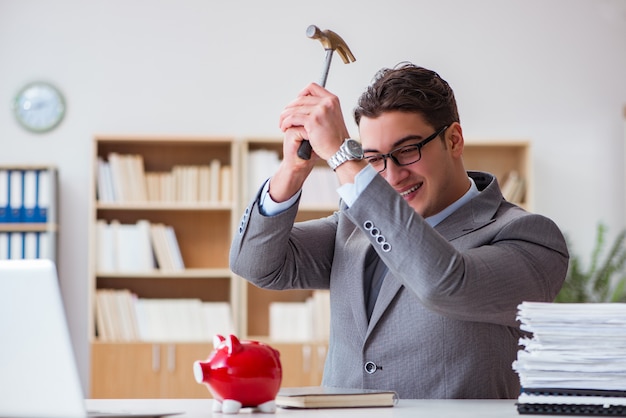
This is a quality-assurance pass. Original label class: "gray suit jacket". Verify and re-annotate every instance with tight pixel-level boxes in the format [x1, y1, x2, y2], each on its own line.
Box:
[230, 171, 568, 399]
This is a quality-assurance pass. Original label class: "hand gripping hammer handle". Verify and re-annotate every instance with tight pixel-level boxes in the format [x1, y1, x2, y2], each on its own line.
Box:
[296, 50, 333, 159]
[297, 25, 355, 160]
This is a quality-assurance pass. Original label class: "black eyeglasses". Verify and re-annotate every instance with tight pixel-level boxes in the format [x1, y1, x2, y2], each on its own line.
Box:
[364, 125, 449, 173]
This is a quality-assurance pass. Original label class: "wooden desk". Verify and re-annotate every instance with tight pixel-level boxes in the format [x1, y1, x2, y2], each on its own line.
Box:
[85, 398, 546, 417]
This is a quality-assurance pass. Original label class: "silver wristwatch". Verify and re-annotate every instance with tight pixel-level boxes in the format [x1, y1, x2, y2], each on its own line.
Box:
[327, 139, 364, 171]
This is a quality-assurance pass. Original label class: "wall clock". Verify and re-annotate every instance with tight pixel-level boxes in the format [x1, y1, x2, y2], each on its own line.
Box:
[13, 81, 66, 133]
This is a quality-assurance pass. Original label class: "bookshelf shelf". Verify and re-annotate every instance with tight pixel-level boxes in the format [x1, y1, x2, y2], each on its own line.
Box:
[96, 202, 233, 211]
[0, 223, 58, 232]
[95, 268, 232, 279]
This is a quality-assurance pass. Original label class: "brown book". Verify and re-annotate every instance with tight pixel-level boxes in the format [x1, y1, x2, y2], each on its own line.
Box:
[276, 386, 398, 409]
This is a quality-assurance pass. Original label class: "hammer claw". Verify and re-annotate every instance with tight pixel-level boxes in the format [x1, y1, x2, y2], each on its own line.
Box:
[336, 46, 356, 64]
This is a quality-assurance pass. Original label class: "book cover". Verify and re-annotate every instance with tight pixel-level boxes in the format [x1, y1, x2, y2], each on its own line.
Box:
[276, 386, 398, 409]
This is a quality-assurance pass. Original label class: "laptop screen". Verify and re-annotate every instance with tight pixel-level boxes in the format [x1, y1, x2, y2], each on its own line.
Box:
[0, 259, 87, 418]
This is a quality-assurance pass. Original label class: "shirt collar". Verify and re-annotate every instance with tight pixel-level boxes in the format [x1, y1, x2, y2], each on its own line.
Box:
[425, 177, 480, 228]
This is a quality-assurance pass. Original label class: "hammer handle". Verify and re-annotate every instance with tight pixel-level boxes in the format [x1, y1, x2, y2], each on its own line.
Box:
[297, 50, 334, 160]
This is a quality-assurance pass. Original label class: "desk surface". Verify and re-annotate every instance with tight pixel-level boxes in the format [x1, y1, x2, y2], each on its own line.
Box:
[85, 398, 549, 418]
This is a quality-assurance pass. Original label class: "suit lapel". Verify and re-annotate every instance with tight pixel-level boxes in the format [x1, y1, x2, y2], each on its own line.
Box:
[366, 270, 402, 336]
[341, 227, 370, 339]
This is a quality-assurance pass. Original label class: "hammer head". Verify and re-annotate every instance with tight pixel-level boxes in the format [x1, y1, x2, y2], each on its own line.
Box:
[306, 25, 356, 64]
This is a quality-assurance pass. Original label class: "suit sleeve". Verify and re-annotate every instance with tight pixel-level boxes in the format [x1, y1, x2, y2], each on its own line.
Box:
[229, 190, 338, 290]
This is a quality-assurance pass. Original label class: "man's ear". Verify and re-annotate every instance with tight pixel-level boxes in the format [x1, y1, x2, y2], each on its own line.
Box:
[447, 123, 464, 158]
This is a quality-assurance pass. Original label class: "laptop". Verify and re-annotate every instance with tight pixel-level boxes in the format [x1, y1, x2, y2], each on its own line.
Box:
[0, 259, 181, 418]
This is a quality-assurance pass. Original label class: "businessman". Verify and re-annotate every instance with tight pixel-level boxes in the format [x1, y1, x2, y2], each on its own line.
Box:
[230, 63, 568, 399]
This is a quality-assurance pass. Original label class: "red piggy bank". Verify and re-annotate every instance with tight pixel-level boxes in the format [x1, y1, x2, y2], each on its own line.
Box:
[193, 334, 282, 414]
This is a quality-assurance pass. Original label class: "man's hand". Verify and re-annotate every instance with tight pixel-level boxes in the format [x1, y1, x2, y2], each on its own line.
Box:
[279, 83, 350, 161]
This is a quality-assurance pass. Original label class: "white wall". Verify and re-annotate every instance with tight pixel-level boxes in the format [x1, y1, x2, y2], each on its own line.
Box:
[1, 0, 625, 393]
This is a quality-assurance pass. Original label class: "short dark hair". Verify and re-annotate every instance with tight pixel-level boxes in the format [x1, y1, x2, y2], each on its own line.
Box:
[354, 62, 460, 130]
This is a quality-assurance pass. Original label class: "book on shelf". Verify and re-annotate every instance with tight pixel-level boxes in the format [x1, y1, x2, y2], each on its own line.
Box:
[276, 386, 398, 409]
[301, 166, 340, 209]
[246, 148, 338, 208]
[513, 301, 626, 415]
[246, 149, 281, 202]
[269, 290, 330, 342]
[96, 219, 184, 273]
[501, 170, 525, 204]
[220, 165, 231, 203]
[95, 289, 234, 342]
[98, 153, 230, 204]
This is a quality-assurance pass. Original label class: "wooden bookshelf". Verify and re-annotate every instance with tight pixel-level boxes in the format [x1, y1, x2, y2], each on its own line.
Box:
[89, 135, 532, 398]
[89, 136, 240, 398]
[463, 140, 532, 210]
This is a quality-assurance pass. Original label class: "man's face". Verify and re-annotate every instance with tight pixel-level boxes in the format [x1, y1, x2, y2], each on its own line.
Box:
[359, 111, 463, 218]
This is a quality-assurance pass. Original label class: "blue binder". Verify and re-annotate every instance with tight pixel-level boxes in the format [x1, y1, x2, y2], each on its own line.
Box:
[0, 170, 8, 223]
[8, 170, 23, 223]
[36, 169, 51, 223]
[22, 170, 38, 223]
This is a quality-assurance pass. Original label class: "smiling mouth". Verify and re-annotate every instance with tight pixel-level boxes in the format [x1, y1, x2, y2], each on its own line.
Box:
[399, 184, 421, 197]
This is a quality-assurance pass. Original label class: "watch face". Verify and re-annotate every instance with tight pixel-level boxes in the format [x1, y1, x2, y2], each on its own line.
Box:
[345, 139, 364, 158]
[13, 82, 66, 133]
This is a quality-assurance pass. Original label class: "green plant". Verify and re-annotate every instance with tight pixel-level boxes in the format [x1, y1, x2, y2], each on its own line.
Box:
[555, 223, 626, 303]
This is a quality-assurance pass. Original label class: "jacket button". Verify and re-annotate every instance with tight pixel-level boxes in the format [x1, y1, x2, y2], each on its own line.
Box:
[364, 361, 377, 374]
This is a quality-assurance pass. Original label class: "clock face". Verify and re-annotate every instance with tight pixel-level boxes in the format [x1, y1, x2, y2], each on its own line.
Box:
[13, 82, 66, 133]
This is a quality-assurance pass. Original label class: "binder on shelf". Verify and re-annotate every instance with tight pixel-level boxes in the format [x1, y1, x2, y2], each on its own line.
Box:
[8, 170, 23, 223]
[0, 232, 8, 259]
[38, 232, 52, 260]
[9, 232, 23, 259]
[0, 169, 9, 222]
[22, 170, 37, 223]
[36, 169, 53, 223]
[23, 232, 38, 259]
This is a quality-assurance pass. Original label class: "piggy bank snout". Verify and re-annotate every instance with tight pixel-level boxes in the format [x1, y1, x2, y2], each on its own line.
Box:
[193, 360, 209, 384]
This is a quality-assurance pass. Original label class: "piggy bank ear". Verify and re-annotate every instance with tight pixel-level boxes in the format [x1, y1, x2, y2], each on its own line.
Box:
[226, 334, 243, 355]
[213, 334, 226, 347]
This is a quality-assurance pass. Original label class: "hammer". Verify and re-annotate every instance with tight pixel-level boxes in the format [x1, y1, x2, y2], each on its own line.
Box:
[297, 25, 356, 160]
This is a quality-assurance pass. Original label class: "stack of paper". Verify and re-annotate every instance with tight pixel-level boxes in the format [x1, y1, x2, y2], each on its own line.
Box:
[513, 302, 626, 415]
